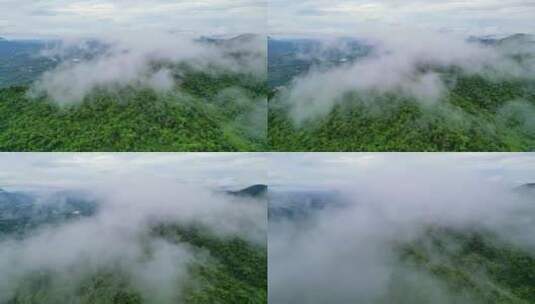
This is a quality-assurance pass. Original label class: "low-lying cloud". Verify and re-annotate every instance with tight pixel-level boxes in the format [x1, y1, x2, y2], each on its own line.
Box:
[0, 178, 266, 303]
[277, 29, 535, 123]
[269, 159, 535, 303]
[29, 31, 266, 104]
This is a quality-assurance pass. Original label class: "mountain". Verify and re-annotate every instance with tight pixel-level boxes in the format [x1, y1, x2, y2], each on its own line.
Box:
[268, 189, 344, 220]
[226, 33, 259, 44]
[498, 33, 535, 45]
[269, 39, 535, 151]
[199, 33, 259, 46]
[2, 187, 267, 304]
[268, 36, 372, 88]
[0, 188, 97, 236]
[0, 67, 268, 151]
[398, 226, 535, 303]
[227, 184, 268, 198]
[514, 183, 535, 196]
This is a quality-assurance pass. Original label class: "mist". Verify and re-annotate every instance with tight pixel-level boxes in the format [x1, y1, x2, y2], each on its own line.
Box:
[28, 31, 266, 104]
[275, 29, 535, 123]
[268, 155, 535, 303]
[0, 177, 266, 303]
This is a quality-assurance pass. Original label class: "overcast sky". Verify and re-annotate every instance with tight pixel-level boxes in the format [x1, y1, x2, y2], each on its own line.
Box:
[0, 153, 267, 190]
[267, 153, 535, 190]
[1, 153, 533, 192]
[269, 0, 535, 37]
[0, 0, 265, 39]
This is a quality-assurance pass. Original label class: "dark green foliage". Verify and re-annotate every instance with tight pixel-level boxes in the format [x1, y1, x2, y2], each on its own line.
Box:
[155, 224, 267, 304]
[8, 269, 143, 304]
[398, 227, 535, 304]
[0, 70, 267, 151]
[6, 223, 266, 304]
[269, 75, 535, 151]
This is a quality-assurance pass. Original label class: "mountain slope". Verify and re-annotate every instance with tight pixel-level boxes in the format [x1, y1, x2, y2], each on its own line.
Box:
[269, 74, 535, 151]
[0, 69, 267, 151]
[394, 227, 535, 304]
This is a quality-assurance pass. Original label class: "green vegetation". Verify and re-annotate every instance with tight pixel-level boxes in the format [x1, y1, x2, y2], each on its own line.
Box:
[7, 223, 267, 304]
[156, 225, 267, 304]
[0, 70, 267, 151]
[269, 74, 535, 151]
[392, 226, 535, 304]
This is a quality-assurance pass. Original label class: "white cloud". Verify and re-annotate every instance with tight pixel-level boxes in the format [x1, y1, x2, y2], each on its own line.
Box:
[0, 0, 266, 38]
[0, 153, 267, 190]
[267, 153, 535, 189]
[269, 0, 535, 36]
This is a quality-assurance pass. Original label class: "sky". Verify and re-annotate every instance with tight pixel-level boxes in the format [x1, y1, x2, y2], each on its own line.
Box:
[269, 0, 535, 37]
[1, 153, 534, 191]
[0, 0, 266, 39]
[0, 153, 267, 190]
[267, 153, 535, 190]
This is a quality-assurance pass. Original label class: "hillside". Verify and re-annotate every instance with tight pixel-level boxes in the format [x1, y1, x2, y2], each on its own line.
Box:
[269, 186, 535, 303]
[5, 225, 266, 304]
[392, 226, 535, 304]
[268, 34, 535, 151]
[0, 69, 267, 151]
[269, 73, 535, 151]
[0, 187, 267, 304]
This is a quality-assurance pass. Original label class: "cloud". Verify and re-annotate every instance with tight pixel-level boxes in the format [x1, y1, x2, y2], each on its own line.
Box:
[268, 153, 535, 303]
[1, 0, 266, 38]
[0, 156, 266, 302]
[25, 30, 266, 104]
[266, 153, 535, 190]
[273, 27, 535, 123]
[269, 0, 535, 36]
[0, 153, 268, 190]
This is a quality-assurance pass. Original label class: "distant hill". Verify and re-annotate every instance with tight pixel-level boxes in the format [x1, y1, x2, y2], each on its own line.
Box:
[498, 33, 535, 45]
[0, 188, 97, 237]
[199, 33, 259, 46]
[227, 184, 268, 198]
[268, 36, 372, 88]
[268, 189, 345, 220]
[514, 183, 535, 196]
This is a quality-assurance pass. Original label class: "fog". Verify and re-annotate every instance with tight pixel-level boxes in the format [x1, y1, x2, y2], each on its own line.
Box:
[0, 154, 266, 303]
[28, 31, 266, 104]
[268, 153, 535, 303]
[275, 29, 535, 123]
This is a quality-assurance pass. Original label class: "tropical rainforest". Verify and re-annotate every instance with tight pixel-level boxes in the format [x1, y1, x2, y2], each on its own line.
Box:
[269, 73, 535, 151]
[0, 186, 267, 304]
[0, 36, 267, 151]
[268, 34, 535, 152]
[268, 182, 535, 304]
[393, 226, 535, 304]
[0, 69, 267, 151]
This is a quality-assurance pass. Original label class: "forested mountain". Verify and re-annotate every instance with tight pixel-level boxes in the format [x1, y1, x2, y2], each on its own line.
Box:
[0, 69, 267, 151]
[0, 36, 267, 151]
[269, 73, 535, 151]
[0, 186, 267, 304]
[269, 186, 535, 303]
[394, 226, 535, 304]
[268, 34, 535, 151]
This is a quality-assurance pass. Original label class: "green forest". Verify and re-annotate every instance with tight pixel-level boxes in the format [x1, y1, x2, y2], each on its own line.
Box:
[7, 224, 267, 304]
[0, 70, 268, 152]
[387, 226, 535, 304]
[269, 74, 535, 151]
